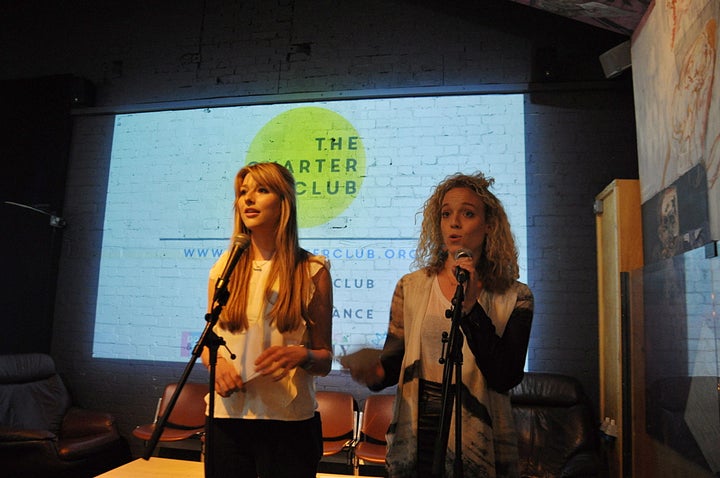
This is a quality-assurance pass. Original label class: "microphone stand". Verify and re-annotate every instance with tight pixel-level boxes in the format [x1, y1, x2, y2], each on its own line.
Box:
[432, 274, 466, 478]
[143, 284, 234, 478]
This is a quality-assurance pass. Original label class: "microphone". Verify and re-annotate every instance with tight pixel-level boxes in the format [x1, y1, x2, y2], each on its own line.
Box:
[214, 234, 251, 296]
[453, 248, 473, 283]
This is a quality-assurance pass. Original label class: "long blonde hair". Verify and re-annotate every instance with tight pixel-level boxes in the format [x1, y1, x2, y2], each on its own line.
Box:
[220, 162, 312, 333]
[414, 172, 519, 293]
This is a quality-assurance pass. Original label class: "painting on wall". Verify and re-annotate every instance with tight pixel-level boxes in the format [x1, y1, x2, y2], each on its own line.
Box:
[633, 2, 720, 472]
[642, 163, 710, 265]
[634, 0, 720, 240]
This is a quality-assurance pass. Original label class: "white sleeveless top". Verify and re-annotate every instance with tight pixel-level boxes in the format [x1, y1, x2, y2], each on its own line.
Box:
[206, 252, 327, 421]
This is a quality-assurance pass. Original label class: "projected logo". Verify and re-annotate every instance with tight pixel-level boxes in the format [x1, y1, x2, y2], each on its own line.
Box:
[246, 107, 366, 228]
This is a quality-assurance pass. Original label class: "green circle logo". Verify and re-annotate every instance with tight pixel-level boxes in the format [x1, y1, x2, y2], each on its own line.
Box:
[246, 107, 366, 228]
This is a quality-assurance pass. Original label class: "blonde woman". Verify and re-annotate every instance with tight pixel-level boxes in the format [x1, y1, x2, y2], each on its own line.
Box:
[202, 162, 333, 478]
[343, 172, 533, 477]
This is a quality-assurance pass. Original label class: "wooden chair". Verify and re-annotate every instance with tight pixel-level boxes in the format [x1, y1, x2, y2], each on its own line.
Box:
[132, 382, 208, 459]
[354, 394, 394, 475]
[316, 390, 358, 472]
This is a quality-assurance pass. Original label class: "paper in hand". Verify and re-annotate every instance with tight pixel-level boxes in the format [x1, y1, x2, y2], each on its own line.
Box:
[340, 348, 382, 370]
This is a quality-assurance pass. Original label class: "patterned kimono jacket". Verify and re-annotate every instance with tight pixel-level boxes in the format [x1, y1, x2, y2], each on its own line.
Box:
[375, 269, 534, 478]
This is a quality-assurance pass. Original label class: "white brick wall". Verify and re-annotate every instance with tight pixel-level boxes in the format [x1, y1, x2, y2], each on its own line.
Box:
[5, 0, 638, 457]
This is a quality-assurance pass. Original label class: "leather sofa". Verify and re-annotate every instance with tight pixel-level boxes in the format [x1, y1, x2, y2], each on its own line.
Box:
[0, 353, 131, 477]
[510, 372, 602, 478]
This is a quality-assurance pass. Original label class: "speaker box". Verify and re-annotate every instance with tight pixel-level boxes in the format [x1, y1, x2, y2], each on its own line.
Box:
[599, 40, 631, 79]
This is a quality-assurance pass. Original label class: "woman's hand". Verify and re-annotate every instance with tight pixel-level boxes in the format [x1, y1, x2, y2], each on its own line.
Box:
[454, 253, 480, 314]
[215, 357, 245, 397]
[340, 348, 385, 386]
[255, 345, 308, 381]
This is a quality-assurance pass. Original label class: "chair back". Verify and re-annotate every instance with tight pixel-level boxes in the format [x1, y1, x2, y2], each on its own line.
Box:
[0, 353, 71, 433]
[510, 372, 599, 477]
[316, 390, 357, 457]
[353, 393, 395, 470]
[133, 381, 208, 447]
[159, 382, 208, 429]
[359, 394, 394, 443]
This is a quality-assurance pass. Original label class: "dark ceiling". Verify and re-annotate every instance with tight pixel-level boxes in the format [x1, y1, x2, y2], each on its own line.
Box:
[509, 0, 651, 36]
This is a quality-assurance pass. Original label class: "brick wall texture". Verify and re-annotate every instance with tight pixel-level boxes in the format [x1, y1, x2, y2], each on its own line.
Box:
[1, 0, 638, 458]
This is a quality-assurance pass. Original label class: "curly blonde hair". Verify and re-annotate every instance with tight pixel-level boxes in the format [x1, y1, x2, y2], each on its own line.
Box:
[414, 172, 519, 293]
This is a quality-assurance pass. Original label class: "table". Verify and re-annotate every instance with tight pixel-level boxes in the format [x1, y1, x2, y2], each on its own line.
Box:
[96, 457, 367, 477]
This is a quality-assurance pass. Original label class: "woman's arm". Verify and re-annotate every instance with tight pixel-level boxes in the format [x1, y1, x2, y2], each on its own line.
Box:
[303, 264, 334, 376]
[341, 277, 405, 390]
[379, 277, 407, 388]
[460, 287, 534, 392]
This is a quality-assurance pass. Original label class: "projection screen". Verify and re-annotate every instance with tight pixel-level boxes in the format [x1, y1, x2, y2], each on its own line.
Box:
[92, 93, 527, 366]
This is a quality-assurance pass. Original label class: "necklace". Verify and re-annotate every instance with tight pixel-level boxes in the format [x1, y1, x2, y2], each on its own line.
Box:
[252, 259, 272, 272]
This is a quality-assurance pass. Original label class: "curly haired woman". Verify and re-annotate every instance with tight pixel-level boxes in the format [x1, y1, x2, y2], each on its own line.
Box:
[343, 172, 533, 478]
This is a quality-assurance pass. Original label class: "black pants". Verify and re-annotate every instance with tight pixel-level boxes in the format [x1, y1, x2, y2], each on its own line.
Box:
[206, 413, 323, 478]
[417, 380, 453, 478]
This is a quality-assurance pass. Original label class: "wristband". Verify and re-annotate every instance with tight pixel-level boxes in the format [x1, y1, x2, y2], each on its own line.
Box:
[292, 344, 314, 371]
[302, 347, 315, 371]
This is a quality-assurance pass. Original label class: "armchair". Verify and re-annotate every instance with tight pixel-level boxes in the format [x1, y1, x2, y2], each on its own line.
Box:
[510, 372, 602, 478]
[0, 353, 130, 477]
